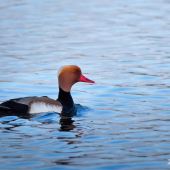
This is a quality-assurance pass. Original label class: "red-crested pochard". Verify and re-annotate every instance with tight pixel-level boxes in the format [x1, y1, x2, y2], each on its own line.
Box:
[0, 65, 95, 116]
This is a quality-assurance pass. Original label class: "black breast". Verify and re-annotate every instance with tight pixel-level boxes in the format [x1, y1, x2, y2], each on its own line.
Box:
[57, 87, 76, 117]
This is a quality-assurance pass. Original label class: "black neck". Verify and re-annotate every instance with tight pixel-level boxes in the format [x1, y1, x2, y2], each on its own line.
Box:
[57, 87, 74, 115]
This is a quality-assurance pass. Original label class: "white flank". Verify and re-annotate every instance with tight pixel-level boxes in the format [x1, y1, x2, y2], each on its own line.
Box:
[29, 102, 62, 114]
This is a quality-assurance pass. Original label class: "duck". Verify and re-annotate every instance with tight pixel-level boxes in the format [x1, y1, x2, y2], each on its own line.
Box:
[0, 65, 95, 116]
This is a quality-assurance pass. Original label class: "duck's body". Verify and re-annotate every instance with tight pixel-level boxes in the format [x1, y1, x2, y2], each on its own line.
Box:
[1, 96, 63, 114]
[0, 65, 94, 116]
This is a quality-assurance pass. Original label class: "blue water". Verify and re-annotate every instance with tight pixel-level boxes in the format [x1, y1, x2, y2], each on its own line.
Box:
[1, 0, 170, 169]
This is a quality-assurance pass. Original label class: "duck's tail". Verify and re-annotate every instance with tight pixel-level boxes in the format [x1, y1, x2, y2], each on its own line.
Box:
[0, 105, 11, 111]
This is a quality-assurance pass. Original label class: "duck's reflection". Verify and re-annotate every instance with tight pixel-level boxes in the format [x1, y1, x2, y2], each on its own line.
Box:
[0, 111, 77, 132]
[0, 111, 87, 167]
[60, 116, 76, 131]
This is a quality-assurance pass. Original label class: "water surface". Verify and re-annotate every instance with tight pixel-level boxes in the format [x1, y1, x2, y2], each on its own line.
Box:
[0, 0, 170, 169]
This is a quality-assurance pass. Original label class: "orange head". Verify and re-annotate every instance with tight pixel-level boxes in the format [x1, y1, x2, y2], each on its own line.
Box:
[58, 65, 95, 92]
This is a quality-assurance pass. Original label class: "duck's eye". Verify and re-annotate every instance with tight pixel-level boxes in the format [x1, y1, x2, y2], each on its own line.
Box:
[74, 71, 77, 74]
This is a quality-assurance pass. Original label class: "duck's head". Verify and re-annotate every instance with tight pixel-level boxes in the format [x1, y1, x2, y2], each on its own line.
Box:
[58, 65, 95, 92]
